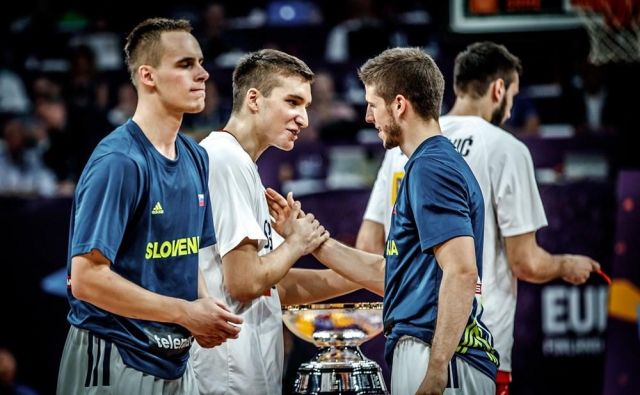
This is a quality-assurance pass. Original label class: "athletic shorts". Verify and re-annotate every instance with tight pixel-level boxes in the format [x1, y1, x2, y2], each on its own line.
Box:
[57, 326, 198, 395]
[391, 335, 495, 395]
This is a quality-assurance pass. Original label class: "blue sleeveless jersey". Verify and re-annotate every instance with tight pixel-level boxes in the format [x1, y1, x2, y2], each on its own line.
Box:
[383, 135, 499, 381]
[66, 120, 216, 379]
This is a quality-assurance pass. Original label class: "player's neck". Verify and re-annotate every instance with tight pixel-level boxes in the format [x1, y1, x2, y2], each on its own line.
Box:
[132, 106, 181, 160]
[222, 116, 264, 162]
[400, 117, 441, 158]
[448, 97, 491, 122]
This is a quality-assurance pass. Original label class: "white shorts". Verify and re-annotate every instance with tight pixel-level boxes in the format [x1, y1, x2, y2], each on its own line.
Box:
[391, 336, 495, 395]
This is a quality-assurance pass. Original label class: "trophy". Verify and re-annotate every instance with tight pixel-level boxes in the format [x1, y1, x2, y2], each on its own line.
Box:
[282, 302, 388, 395]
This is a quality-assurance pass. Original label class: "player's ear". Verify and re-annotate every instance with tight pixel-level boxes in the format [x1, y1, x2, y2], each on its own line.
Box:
[492, 78, 505, 103]
[246, 88, 259, 113]
[137, 65, 155, 88]
[394, 95, 407, 116]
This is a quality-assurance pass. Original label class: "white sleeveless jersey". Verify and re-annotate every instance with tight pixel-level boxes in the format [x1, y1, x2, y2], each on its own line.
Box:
[191, 132, 284, 395]
[363, 116, 547, 371]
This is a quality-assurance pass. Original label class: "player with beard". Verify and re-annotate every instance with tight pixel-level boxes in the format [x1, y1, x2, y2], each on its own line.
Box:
[268, 47, 498, 394]
[355, 41, 600, 395]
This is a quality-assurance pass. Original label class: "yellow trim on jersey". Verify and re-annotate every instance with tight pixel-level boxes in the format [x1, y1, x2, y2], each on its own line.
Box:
[391, 171, 405, 206]
[456, 319, 499, 365]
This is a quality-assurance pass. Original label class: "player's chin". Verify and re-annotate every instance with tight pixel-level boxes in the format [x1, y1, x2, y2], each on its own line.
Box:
[383, 139, 398, 150]
[277, 141, 295, 151]
[184, 101, 206, 114]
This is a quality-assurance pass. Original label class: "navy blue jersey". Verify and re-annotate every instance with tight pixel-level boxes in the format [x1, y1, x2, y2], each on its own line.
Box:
[66, 119, 216, 379]
[383, 135, 499, 380]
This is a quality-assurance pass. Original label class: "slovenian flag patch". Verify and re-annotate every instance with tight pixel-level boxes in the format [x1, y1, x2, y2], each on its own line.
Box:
[198, 194, 205, 207]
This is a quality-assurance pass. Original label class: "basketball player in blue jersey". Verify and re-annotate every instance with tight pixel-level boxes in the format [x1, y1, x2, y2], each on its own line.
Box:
[267, 48, 498, 394]
[57, 18, 243, 395]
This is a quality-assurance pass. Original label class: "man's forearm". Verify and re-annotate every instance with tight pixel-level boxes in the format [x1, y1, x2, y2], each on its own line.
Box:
[313, 238, 385, 296]
[355, 219, 386, 255]
[223, 239, 304, 303]
[71, 255, 188, 325]
[428, 269, 476, 372]
[506, 233, 569, 283]
[277, 268, 363, 305]
[198, 267, 210, 298]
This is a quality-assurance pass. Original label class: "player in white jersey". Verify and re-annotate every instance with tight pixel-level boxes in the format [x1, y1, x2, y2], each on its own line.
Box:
[191, 49, 361, 395]
[356, 42, 600, 395]
[358, 147, 406, 254]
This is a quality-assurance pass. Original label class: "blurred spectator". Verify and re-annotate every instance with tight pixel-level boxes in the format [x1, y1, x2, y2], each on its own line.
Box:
[62, 45, 109, 111]
[0, 47, 30, 116]
[325, 0, 394, 63]
[504, 92, 541, 136]
[562, 61, 616, 134]
[0, 348, 38, 395]
[61, 45, 113, 182]
[107, 81, 137, 127]
[198, 3, 233, 62]
[67, 15, 122, 72]
[307, 70, 357, 142]
[34, 96, 76, 194]
[30, 75, 62, 105]
[0, 117, 56, 197]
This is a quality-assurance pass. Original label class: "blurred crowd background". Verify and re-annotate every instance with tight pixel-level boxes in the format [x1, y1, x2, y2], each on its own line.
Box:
[1, 0, 638, 197]
[0, 1, 639, 394]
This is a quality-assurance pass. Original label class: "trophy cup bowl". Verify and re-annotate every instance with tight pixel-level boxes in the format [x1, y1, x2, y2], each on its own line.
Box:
[282, 302, 388, 394]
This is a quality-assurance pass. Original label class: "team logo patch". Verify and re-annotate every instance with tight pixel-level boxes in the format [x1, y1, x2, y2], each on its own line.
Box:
[198, 194, 205, 207]
[152, 202, 164, 215]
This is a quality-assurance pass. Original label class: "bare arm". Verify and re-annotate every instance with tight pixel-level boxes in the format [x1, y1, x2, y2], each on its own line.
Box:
[355, 219, 386, 255]
[312, 238, 385, 296]
[505, 232, 599, 284]
[222, 202, 329, 303]
[223, 236, 316, 303]
[198, 267, 209, 298]
[417, 236, 478, 394]
[277, 268, 363, 305]
[265, 187, 385, 296]
[70, 250, 243, 347]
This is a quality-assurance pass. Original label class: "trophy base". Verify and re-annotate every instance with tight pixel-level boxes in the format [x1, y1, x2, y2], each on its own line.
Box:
[293, 347, 388, 395]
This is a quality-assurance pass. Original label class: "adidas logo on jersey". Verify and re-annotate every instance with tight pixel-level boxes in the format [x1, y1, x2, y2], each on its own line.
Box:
[152, 202, 164, 215]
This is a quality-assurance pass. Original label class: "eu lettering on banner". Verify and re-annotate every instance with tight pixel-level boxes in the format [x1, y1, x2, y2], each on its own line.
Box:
[541, 285, 608, 356]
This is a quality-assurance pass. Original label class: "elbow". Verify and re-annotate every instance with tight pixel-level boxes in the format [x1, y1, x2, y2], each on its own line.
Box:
[510, 258, 537, 282]
[69, 262, 95, 302]
[460, 268, 478, 288]
[70, 275, 92, 302]
[448, 261, 478, 289]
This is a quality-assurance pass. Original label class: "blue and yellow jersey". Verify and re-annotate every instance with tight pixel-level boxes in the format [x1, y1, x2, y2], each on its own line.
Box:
[66, 120, 215, 380]
[383, 135, 499, 381]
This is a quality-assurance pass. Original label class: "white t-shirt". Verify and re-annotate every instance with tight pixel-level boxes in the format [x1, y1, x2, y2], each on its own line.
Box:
[363, 116, 547, 372]
[191, 132, 284, 395]
[362, 147, 407, 237]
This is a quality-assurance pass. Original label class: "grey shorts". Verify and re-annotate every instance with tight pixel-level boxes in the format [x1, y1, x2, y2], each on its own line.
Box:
[391, 336, 495, 395]
[57, 326, 198, 395]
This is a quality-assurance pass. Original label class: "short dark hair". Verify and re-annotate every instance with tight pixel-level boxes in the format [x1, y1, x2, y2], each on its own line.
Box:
[231, 49, 314, 113]
[124, 18, 193, 86]
[453, 41, 522, 99]
[358, 47, 444, 121]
